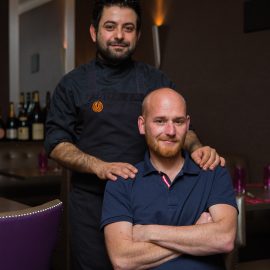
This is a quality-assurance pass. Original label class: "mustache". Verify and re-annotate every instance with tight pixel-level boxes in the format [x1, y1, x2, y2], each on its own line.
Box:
[159, 137, 178, 142]
[108, 41, 129, 47]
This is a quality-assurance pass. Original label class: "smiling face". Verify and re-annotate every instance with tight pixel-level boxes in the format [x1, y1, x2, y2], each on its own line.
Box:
[138, 89, 190, 159]
[90, 6, 140, 63]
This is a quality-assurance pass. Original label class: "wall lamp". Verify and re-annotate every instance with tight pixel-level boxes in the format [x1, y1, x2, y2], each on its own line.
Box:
[152, 0, 167, 69]
[152, 25, 161, 69]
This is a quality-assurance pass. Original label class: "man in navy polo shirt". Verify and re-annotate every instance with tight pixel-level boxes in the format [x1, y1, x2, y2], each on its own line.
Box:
[101, 88, 238, 270]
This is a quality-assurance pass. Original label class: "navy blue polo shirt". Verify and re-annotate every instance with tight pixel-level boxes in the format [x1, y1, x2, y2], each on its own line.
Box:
[101, 151, 237, 270]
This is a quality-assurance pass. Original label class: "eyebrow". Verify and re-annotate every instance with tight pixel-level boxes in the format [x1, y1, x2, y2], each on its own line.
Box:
[103, 20, 116, 25]
[154, 116, 186, 119]
[103, 21, 136, 26]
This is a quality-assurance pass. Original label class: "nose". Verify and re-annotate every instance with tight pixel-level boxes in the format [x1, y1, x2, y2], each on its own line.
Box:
[164, 122, 176, 136]
[115, 27, 124, 40]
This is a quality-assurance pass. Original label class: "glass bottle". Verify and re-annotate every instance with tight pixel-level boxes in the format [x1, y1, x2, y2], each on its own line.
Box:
[233, 165, 246, 194]
[29, 91, 44, 141]
[18, 101, 29, 141]
[264, 164, 270, 190]
[38, 147, 48, 173]
[18, 92, 26, 117]
[27, 91, 35, 116]
[25, 92, 31, 115]
[18, 115, 29, 141]
[0, 106, 6, 141]
[6, 102, 18, 140]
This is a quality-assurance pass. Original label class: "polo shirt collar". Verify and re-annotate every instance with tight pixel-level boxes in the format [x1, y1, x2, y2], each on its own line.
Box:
[142, 150, 200, 177]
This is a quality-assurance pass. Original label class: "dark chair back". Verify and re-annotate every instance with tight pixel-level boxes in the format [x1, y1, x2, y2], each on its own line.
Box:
[224, 195, 246, 270]
[0, 199, 63, 270]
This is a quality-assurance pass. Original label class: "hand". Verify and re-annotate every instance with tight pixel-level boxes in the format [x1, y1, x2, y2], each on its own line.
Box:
[191, 146, 225, 170]
[93, 160, 138, 181]
[195, 212, 213, 225]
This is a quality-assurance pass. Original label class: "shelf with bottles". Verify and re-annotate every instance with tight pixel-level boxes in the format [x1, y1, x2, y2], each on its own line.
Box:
[0, 90, 51, 142]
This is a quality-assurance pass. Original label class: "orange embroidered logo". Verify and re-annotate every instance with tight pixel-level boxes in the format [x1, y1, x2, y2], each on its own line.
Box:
[92, 101, 103, 112]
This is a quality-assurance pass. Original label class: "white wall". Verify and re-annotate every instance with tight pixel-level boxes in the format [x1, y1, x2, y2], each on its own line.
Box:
[19, 0, 63, 106]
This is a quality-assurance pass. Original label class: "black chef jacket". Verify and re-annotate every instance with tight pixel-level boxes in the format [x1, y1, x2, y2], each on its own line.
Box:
[45, 58, 175, 194]
[45, 58, 175, 269]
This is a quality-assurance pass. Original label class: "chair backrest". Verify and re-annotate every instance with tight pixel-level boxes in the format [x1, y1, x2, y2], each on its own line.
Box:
[236, 195, 246, 247]
[224, 195, 246, 270]
[0, 199, 63, 270]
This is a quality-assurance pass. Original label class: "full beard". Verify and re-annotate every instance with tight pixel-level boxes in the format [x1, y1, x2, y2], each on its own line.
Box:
[96, 40, 136, 65]
[146, 136, 185, 159]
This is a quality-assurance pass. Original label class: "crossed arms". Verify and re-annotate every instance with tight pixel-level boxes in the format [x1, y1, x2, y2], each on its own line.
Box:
[104, 204, 237, 270]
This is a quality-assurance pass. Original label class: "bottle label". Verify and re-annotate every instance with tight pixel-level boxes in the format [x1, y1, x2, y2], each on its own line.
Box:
[19, 116, 27, 121]
[32, 123, 44, 140]
[0, 128, 5, 139]
[18, 127, 29, 140]
[6, 128, 17, 139]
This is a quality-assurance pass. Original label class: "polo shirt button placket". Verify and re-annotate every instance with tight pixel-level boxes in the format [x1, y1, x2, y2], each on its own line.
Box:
[160, 173, 171, 189]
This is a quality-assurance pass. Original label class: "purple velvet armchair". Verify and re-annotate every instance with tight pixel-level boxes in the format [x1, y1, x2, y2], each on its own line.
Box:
[0, 199, 63, 270]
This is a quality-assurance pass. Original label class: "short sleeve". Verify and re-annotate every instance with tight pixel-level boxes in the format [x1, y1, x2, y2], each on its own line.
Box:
[206, 166, 238, 210]
[101, 178, 133, 230]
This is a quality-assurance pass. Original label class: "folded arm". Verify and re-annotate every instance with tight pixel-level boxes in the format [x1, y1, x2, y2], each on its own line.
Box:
[104, 221, 180, 270]
[133, 204, 237, 256]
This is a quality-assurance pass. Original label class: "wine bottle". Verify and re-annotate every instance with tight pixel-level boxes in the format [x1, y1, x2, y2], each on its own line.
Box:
[18, 94, 29, 141]
[29, 91, 44, 141]
[0, 107, 6, 140]
[27, 91, 35, 116]
[18, 116, 29, 141]
[6, 102, 18, 140]
[25, 92, 31, 115]
[18, 92, 26, 117]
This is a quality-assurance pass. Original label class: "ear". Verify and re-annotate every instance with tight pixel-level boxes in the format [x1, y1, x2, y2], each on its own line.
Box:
[138, 115, 145, 135]
[89, 24, 97, 42]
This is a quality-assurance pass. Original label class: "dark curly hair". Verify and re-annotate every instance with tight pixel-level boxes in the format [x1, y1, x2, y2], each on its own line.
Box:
[92, 0, 141, 32]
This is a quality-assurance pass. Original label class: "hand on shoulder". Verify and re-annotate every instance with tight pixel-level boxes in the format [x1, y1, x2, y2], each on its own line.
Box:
[191, 146, 226, 170]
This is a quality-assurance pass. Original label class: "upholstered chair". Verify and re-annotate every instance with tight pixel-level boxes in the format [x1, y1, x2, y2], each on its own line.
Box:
[0, 199, 63, 270]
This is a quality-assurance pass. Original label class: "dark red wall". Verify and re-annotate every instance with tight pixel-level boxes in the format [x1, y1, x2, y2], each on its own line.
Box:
[160, 0, 270, 182]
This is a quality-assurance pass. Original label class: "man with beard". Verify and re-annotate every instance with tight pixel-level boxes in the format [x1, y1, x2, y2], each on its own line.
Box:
[101, 88, 238, 270]
[45, 1, 225, 269]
